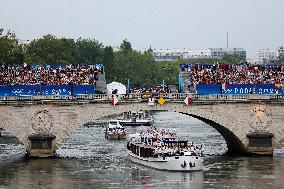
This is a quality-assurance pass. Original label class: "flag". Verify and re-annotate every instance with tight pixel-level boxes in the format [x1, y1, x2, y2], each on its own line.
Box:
[111, 96, 118, 105]
[184, 97, 192, 105]
[275, 84, 282, 90]
[222, 83, 229, 90]
[148, 97, 155, 106]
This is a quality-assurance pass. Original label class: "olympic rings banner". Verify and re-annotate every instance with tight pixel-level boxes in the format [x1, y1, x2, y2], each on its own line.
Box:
[196, 84, 283, 95]
[0, 84, 95, 96]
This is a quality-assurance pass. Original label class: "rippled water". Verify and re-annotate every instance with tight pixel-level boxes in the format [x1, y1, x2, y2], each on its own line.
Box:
[1, 112, 284, 189]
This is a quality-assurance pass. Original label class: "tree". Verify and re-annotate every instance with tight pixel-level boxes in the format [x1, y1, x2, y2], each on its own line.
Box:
[75, 38, 103, 65]
[120, 39, 132, 54]
[25, 34, 78, 64]
[157, 61, 182, 85]
[103, 46, 114, 82]
[0, 29, 23, 65]
[112, 47, 162, 86]
[222, 54, 241, 64]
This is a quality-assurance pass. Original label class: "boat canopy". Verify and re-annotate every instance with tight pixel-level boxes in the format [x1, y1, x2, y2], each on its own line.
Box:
[108, 120, 124, 129]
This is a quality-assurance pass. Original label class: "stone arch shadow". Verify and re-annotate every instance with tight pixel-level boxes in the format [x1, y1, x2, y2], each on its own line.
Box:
[0, 128, 27, 158]
[177, 112, 247, 155]
[0, 128, 26, 148]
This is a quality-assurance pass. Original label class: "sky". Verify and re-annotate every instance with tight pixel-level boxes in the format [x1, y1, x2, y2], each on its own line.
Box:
[0, 0, 284, 56]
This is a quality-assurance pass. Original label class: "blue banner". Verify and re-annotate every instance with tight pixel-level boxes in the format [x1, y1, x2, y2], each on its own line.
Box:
[196, 84, 283, 94]
[222, 84, 278, 94]
[0, 85, 95, 96]
[196, 84, 221, 94]
[10, 85, 41, 96]
[0, 86, 10, 96]
[72, 85, 95, 95]
[40, 85, 72, 96]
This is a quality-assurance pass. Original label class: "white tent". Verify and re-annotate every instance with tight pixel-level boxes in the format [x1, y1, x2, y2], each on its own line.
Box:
[106, 82, 127, 95]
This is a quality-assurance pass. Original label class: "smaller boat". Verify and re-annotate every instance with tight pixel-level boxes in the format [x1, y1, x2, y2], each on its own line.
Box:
[118, 111, 154, 126]
[105, 120, 127, 140]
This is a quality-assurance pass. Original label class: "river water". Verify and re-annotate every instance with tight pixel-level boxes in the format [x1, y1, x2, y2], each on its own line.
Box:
[0, 112, 284, 189]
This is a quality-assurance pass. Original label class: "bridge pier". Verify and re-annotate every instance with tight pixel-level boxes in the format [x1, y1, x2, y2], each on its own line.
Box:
[246, 133, 273, 155]
[27, 134, 56, 158]
[0, 128, 3, 137]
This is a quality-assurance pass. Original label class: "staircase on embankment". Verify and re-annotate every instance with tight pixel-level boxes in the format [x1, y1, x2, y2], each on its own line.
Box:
[95, 72, 107, 94]
[180, 72, 194, 93]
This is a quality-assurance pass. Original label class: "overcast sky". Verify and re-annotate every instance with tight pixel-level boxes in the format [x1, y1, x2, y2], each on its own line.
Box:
[1, 0, 284, 56]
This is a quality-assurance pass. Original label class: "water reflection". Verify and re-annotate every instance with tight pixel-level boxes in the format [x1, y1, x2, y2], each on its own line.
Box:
[1, 159, 94, 189]
[129, 168, 204, 189]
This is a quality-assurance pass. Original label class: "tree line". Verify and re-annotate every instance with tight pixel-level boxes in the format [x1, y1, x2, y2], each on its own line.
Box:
[0, 29, 184, 87]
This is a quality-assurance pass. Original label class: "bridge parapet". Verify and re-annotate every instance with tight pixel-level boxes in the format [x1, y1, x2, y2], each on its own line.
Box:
[0, 93, 283, 103]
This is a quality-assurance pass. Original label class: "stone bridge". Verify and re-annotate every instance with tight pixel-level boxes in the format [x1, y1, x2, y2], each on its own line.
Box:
[0, 93, 284, 157]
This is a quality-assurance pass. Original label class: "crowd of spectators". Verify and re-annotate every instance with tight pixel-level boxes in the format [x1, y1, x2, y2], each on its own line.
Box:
[181, 63, 284, 86]
[0, 64, 104, 85]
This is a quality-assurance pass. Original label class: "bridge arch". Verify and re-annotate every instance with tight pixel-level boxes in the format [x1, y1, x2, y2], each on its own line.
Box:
[0, 128, 27, 160]
[178, 113, 246, 154]
[56, 103, 247, 155]
[0, 112, 31, 149]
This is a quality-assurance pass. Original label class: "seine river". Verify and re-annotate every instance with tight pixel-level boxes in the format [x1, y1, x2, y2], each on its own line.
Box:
[1, 112, 284, 189]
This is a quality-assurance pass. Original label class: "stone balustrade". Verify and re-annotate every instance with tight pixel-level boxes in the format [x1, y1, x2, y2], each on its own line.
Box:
[0, 93, 283, 103]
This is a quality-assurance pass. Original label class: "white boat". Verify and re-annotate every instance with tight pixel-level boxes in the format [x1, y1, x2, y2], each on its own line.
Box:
[105, 120, 127, 140]
[118, 111, 154, 126]
[127, 129, 204, 171]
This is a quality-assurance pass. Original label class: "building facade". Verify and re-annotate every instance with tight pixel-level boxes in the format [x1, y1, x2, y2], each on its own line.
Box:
[277, 46, 284, 61]
[152, 48, 247, 61]
[152, 49, 188, 61]
[209, 48, 246, 61]
[185, 49, 212, 59]
[247, 47, 283, 65]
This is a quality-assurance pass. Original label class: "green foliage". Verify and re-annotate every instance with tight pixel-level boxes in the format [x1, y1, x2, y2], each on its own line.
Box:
[0, 29, 24, 65]
[120, 39, 132, 54]
[275, 60, 284, 64]
[112, 50, 160, 86]
[156, 60, 186, 84]
[103, 46, 114, 82]
[222, 54, 241, 64]
[75, 38, 103, 64]
[25, 35, 77, 64]
[25, 35, 104, 65]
